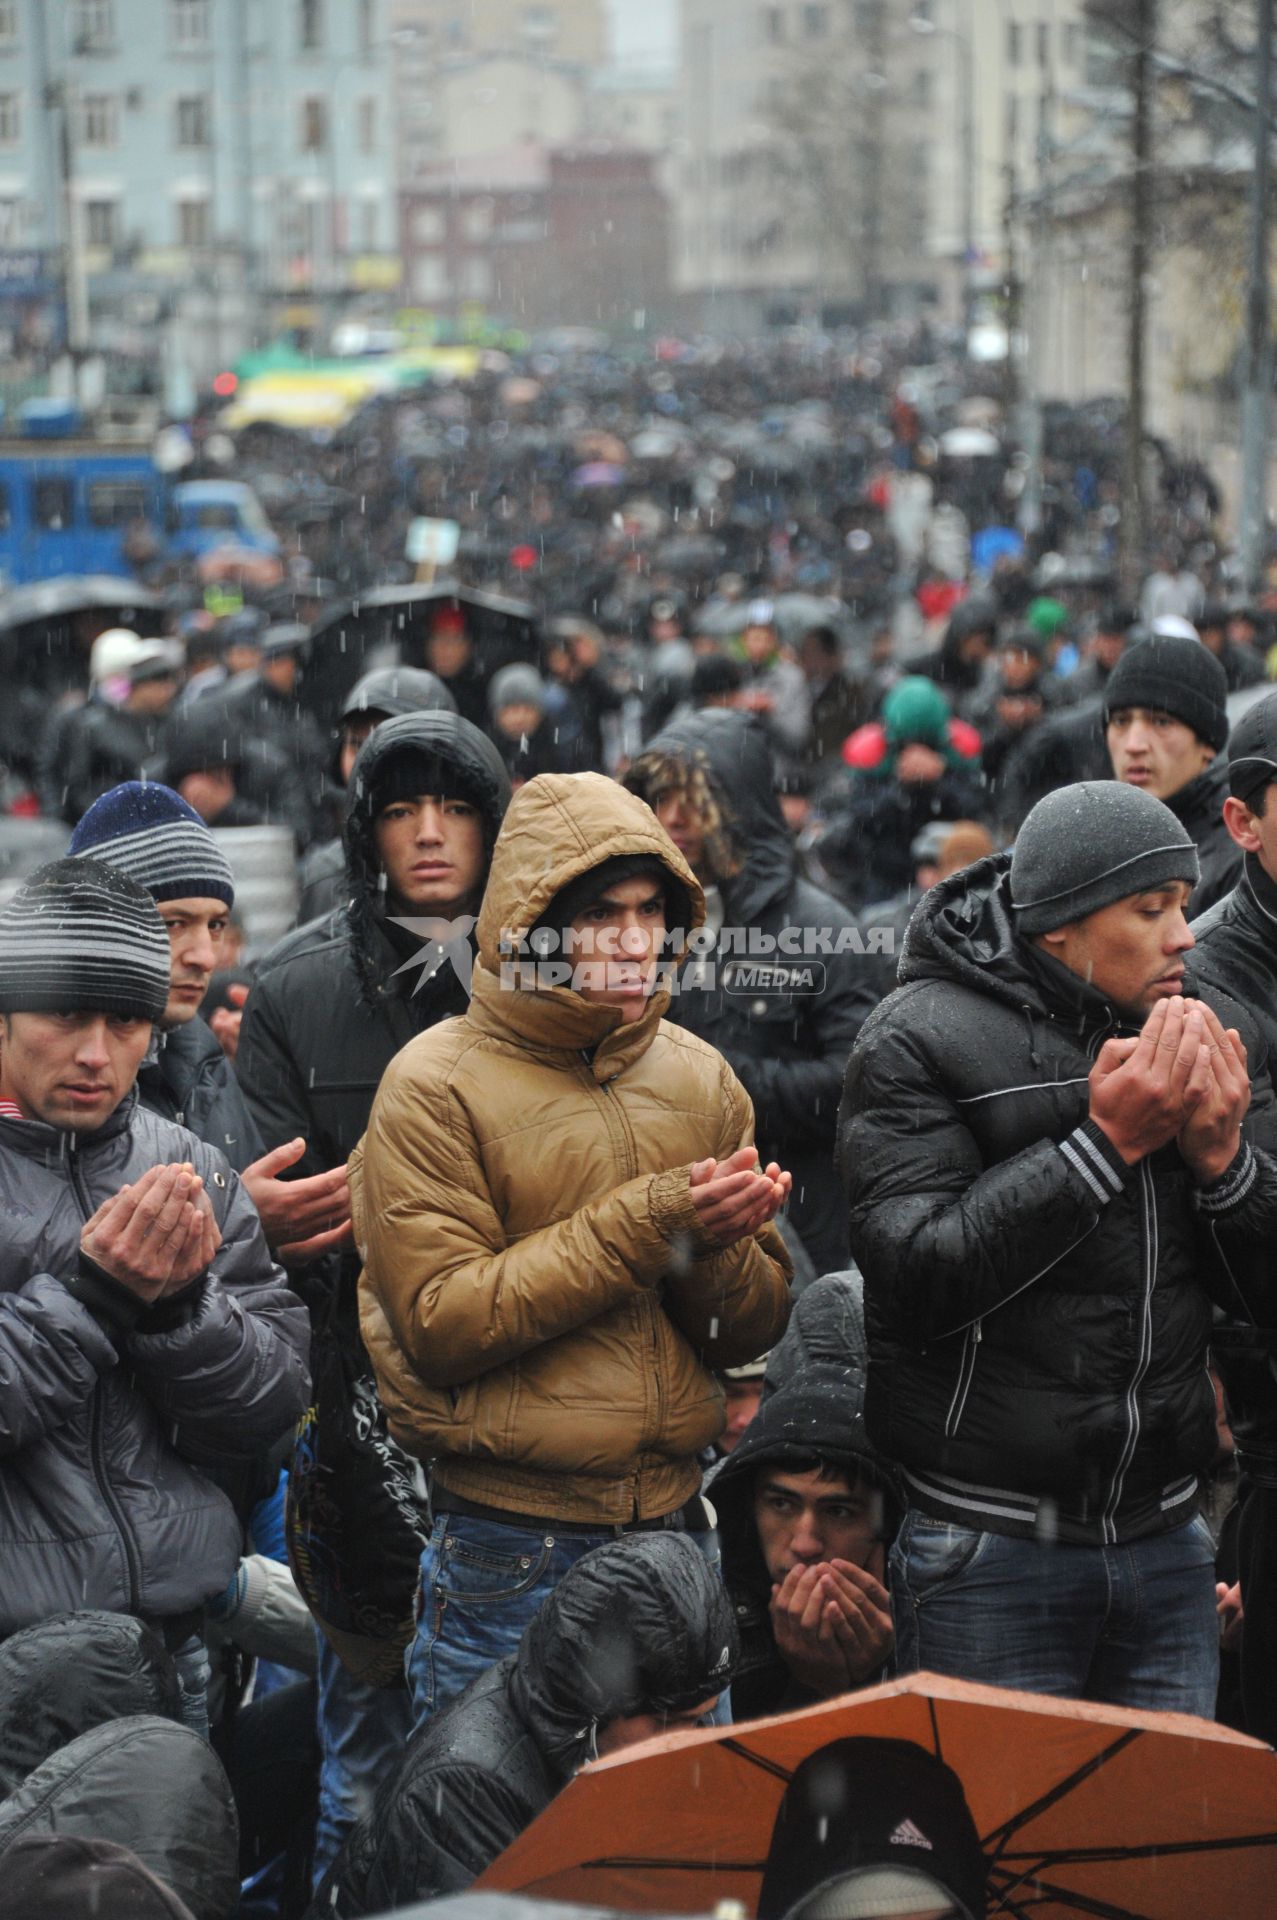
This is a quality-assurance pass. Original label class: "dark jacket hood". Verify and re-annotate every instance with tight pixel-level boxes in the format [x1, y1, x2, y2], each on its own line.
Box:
[634, 709, 795, 923]
[0, 1716, 238, 1920]
[0, 1833, 197, 1919]
[506, 1533, 737, 1785]
[343, 709, 512, 1013]
[0, 1612, 181, 1798]
[332, 666, 458, 782]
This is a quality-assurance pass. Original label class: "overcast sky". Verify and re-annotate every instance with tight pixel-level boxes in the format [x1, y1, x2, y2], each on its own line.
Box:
[606, 0, 678, 67]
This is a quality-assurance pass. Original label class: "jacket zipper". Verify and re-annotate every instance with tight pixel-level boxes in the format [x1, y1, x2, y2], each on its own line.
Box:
[69, 1142, 144, 1613]
[943, 1318, 982, 1440]
[1102, 1156, 1157, 1545]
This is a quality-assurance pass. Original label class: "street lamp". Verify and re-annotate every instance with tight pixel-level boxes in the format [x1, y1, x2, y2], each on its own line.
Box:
[909, 8, 975, 342]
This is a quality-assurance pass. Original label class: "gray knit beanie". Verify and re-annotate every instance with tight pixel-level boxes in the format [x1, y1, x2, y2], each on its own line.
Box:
[0, 858, 171, 1021]
[1011, 781, 1199, 934]
[488, 663, 545, 717]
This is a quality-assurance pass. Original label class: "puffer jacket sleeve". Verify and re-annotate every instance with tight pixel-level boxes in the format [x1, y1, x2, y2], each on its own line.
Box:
[355, 1069, 739, 1388]
[839, 991, 1118, 1341]
[123, 1157, 310, 1462]
[657, 1059, 792, 1367]
[238, 966, 327, 1178]
[0, 1277, 119, 1456]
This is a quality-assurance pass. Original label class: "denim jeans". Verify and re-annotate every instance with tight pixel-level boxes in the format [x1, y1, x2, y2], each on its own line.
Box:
[313, 1628, 413, 1884]
[890, 1508, 1220, 1718]
[405, 1511, 726, 1735]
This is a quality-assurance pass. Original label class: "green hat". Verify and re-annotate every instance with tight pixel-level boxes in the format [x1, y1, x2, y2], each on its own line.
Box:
[881, 676, 952, 751]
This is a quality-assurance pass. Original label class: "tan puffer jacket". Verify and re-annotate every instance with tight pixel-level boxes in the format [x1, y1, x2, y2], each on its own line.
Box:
[352, 772, 792, 1525]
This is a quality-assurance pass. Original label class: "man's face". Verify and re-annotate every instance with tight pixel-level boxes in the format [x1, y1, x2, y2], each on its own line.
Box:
[653, 787, 706, 873]
[178, 767, 236, 823]
[595, 1697, 720, 1758]
[158, 897, 230, 1028]
[494, 701, 541, 741]
[741, 622, 776, 666]
[0, 1010, 151, 1131]
[1092, 628, 1127, 673]
[566, 875, 667, 1025]
[225, 643, 260, 676]
[753, 1466, 884, 1584]
[1037, 883, 1195, 1017]
[426, 628, 471, 678]
[340, 715, 380, 786]
[127, 673, 180, 716]
[373, 793, 486, 913]
[262, 652, 298, 695]
[1107, 706, 1215, 800]
[720, 1378, 764, 1452]
[998, 645, 1039, 691]
[1222, 786, 1277, 885]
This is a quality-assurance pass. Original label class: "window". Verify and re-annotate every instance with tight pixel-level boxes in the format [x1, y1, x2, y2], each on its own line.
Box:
[88, 480, 149, 527]
[912, 67, 931, 107]
[1064, 21, 1080, 66]
[357, 198, 378, 249]
[1005, 91, 1018, 143]
[802, 3, 827, 35]
[462, 200, 491, 241]
[84, 197, 118, 246]
[33, 478, 72, 529]
[73, 1, 114, 49]
[0, 92, 18, 144]
[413, 205, 445, 242]
[1037, 20, 1049, 67]
[299, 0, 323, 51]
[357, 0, 374, 56]
[1006, 19, 1021, 66]
[175, 95, 210, 147]
[79, 93, 118, 148]
[358, 96, 376, 154]
[459, 255, 490, 298]
[762, 5, 785, 43]
[300, 96, 328, 151]
[0, 199, 20, 242]
[177, 197, 209, 247]
[523, 6, 556, 44]
[0, 5, 18, 47]
[413, 254, 447, 300]
[170, 0, 210, 47]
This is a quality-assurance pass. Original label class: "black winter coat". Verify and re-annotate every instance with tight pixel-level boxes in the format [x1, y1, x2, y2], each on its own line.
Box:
[1191, 853, 1277, 1054]
[631, 711, 879, 1273]
[838, 854, 1277, 1545]
[815, 762, 989, 910]
[311, 1534, 737, 1919]
[136, 1017, 262, 1175]
[1166, 756, 1240, 918]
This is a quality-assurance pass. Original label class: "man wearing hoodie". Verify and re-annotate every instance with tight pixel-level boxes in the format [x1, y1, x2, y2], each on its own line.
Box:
[1104, 631, 1240, 916]
[353, 771, 792, 1731]
[237, 708, 512, 1876]
[626, 709, 878, 1274]
[840, 781, 1277, 1714]
[311, 1534, 737, 1918]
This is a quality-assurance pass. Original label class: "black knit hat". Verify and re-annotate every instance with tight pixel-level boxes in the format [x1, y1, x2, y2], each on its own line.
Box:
[0, 858, 170, 1021]
[1103, 634, 1229, 753]
[1227, 689, 1277, 807]
[1011, 781, 1199, 934]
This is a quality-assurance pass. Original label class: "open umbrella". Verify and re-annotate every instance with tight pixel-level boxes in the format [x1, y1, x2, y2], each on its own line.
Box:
[477, 1672, 1277, 1917]
[0, 575, 165, 636]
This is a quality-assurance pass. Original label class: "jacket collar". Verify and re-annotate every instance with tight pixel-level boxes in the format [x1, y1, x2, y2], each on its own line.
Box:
[0, 1085, 139, 1158]
[1241, 849, 1277, 932]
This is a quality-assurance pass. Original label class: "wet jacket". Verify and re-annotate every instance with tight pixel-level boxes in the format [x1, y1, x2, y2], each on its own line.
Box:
[42, 703, 167, 826]
[0, 1611, 237, 1920]
[815, 762, 988, 910]
[136, 1017, 262, 1176]
[354, 772, 792, 1526]
[838, 853, 1277, 1546]
[1167, 756, 1240, 918]
[0, 1093, 309, 1630]
[630, 712, 879, 1274]
[312, 1534, 738, 1918]
[1191, 853, 1277, 1054]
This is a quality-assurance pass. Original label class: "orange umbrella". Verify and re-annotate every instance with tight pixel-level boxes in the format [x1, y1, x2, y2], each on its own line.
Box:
[477, 1672, 1277, 1917]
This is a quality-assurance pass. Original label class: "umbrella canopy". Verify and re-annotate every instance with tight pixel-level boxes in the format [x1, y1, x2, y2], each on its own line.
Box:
[477, 1672, 1277, 1917]
[0, 575, 165, 636]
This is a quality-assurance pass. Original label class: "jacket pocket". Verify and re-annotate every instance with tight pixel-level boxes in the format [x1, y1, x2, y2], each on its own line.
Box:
[892, 1512, 990, 1603]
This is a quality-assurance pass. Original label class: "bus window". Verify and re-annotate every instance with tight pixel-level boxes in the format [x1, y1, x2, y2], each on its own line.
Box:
[33, 478, 72, 529]
[0, 482, 10, 530]
[88, 479, 149, 527]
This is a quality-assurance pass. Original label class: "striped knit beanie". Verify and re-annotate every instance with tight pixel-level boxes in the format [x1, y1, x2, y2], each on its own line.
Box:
[68, 781, 235, 910]
[0, 859, 171, 1021]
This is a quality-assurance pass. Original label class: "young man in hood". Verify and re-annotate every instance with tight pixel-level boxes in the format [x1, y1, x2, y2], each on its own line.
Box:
[237, 708, 512, 1877]
[840, 780, 1277, 1715]
[353, 771, 792, 1733]
[313, 1533, 737, 1918]
[1104, 631, 1240, 916]
[626, 709, 878, 1274]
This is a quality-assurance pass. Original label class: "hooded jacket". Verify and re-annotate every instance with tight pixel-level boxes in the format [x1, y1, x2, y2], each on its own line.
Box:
[0, 1092, 309, 1629]
[311, 1534, 738, 1919]
[353, 771, 792, 1525]
[628, 712, 878, 1274]
[238, 711, 512, 1187]
[838, 853, 1277, 1546]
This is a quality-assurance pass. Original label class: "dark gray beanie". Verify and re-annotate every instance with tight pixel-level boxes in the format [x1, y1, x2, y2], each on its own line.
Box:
[1011, 781, 1199, 934]
[1103, 634, 1229, 753]
[1227, 688, 1277, 806]
[0, 858, 170, 1021]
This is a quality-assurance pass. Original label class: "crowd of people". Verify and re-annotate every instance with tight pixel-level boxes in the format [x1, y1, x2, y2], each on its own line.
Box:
[3, 335, 1277, 1920]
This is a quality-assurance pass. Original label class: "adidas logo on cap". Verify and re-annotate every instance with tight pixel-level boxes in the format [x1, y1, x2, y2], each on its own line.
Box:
[889, 1817, 933, 1852]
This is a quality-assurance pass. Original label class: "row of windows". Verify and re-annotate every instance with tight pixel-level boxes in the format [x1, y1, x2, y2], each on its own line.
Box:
[62, 193, 384, 252]
[759, 1, 1081, 67]
[62, 0, 377, 57]
[0, 92, 381, 156]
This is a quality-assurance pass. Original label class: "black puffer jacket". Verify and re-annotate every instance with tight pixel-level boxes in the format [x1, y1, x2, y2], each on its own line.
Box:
[838, 853, 1277, 1546]
[1167, 756, 1240, 917]
[310, 1534, 738, 1919]
[0, 1611, 180, 1796]
[0, 1093, 309, 1629]
[136, 1017, 262, 1175]
[628, 710, 878, 1273]
[239, 711, 511, 1185]
[1190, 852, 1277, 1051]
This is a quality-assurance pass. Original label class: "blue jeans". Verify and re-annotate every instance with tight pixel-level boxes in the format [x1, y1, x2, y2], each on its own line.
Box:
[890, 1508, 1219, 1717]
[313, 1629, 413, 1884]
[405, 1511, 726, 1734]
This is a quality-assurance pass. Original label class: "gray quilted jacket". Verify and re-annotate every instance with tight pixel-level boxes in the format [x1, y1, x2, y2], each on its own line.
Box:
[0, 1091, 310, 1634]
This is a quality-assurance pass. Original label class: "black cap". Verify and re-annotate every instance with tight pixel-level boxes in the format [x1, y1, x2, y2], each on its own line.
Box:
[1228, 689, 1277, 807]
[1104, 634, 1229, 753]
